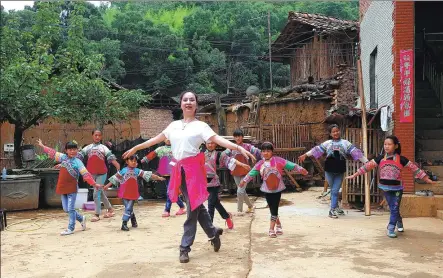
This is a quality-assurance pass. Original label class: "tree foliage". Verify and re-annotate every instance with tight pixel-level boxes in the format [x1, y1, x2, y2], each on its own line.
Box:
[0, 0, 358, 166]
[0, 1, 146, 167]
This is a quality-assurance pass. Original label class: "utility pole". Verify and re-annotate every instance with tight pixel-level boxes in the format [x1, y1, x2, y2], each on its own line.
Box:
[268, 10, 273, 91]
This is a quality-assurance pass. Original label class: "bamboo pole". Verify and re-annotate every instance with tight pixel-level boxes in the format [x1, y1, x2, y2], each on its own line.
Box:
[357, 60, 371, 216]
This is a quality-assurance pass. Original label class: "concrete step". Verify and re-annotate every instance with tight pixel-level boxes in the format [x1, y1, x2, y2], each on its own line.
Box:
[416, 150, 443, 161]
[438, 210, 443, 221]
[400, 195, 443, 217]
[416, 107, 442, 118]
[424, 165, 443, 177]
[416, 129, 443, 139]
[416, 118, 443, 129]
[415, 182, 443, 195]
[416, 82, 431, 90]
[417, 139, 443, 151]
[416, 90, 439, 98]
[416, 98, 441, 108]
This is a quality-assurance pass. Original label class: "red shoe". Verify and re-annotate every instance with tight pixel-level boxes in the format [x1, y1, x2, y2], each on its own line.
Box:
[175, 208, 186, 216]
[162, 211, 170, 217]
[225, 213, 234, 229]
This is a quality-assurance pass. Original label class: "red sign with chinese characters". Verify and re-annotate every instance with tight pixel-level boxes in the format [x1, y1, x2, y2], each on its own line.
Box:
[399, 49, 414, 123]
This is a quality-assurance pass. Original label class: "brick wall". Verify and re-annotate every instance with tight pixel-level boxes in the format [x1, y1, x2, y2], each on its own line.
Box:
[360, 1, 395, 135]
[392, 1, 415, 193]
[139, 108, 174, 139]
[359, 0, 373, 20]
[0, 117, 141, 168]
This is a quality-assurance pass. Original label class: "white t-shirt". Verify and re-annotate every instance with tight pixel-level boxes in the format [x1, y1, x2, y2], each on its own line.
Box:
[162, 120, 216, 161]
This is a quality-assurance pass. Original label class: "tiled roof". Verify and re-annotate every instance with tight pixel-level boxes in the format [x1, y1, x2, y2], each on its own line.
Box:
[287, 12, 358, 33]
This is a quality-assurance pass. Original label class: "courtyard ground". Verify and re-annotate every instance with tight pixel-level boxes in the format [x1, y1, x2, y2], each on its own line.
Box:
[1, 188, 442, 278]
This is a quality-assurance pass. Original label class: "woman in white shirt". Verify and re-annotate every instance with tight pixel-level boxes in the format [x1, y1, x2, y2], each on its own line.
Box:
[123, 91, 255, 263]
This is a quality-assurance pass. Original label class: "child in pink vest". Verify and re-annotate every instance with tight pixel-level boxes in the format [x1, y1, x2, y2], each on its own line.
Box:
[239, 142, 308, 238]
[141, 139, 186, 217]
[204, 139, 251, 229]
[346, 136, 436, 238]
[104, 155, 165, 231]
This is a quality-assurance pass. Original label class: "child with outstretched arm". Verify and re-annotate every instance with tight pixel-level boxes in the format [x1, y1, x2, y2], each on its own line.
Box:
[239, 142, 308, 238]
[104, 154, 165, 231]
[37, 139, 100, 236]
[346, 135, 437, 238]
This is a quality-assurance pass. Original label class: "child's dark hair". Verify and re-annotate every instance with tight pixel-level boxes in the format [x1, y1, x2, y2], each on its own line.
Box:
[261, 141, 274, 151]
[385, 135, 401, 155]
[233, 129, 244, 137]
[65, 141, 78, 150]
[92, 129, 102, 135]
[125, 154, 138, 161]
[328, 124, 340, 139]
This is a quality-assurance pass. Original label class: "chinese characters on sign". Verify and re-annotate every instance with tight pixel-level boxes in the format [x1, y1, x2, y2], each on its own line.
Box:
[400, 49, 414, 123]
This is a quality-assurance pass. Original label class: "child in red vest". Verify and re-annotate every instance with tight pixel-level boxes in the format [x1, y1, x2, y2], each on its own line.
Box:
[346, 136, 436, 238]
[239, 142, 308, 238]
[38, 139, 99, 236]
[78, 129, 120, 222]
[104, 155, 165, 231]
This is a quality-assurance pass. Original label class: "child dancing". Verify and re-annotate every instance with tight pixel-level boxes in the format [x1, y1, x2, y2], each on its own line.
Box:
[141, 139, 186, 217]
[78, 129, 120, 222]
[104, 155, 165, 231]
[223, 129, 262, 213]
[204, 139, 251, 229]
[299, 124, 368, 218]
[346, 136, 436, 238]
[38, 139, 99, 235]
[239, 142, 308, 238]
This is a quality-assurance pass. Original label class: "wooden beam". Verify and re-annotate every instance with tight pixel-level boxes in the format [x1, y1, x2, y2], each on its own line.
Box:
[284, 168, 302, 191]
[357, 60, 371, 216]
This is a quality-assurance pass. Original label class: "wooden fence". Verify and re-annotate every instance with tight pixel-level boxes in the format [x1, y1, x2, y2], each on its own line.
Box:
[243, 124, 311, 147]
[343, 128, 384, 204]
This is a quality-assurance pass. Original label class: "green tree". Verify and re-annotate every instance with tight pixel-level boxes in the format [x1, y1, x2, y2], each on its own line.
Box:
[0, 1, 147, 167]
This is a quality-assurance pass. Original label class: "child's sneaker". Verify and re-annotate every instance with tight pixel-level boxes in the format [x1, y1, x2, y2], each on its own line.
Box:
[246, 206, 255, 213]
[175, 208, 186, 216]
[162, 211, 170, 217]
[130, 214, 138, 228]
[335, 208, 345, 215]
[397, 221, 404, 232]
[81, 215, 87, 231]
[268, 230, 277, 238]
[387, 230, 397, 238]
[60, 229, 74, 236]
[329, 209, 338, 218]
[121, 221, 129, 231]
[225, 213, 234, 229]
[275, 225, 283, 235]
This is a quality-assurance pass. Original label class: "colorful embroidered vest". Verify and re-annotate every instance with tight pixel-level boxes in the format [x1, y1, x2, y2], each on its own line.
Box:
[56, 167, 78, 194]
[232, 153, 249, 176]
[205, 151, 220, 187]
[379, 154, 403, 185]
[87, 148, 107, 175]
[117, 169, 140, 200]
[259, 157, 286, 193]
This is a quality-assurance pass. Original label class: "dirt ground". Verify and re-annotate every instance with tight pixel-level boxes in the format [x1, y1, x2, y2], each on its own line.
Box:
[1, 188, 442, 278]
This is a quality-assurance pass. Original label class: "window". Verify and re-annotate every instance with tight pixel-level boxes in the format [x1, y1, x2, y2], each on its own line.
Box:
[369, 47, 378, 109]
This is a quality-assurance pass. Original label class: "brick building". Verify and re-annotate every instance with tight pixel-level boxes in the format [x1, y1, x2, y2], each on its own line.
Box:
[359, 1, 443, 193]
[139, 92, 179, 139]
